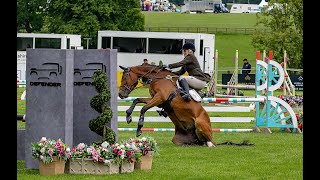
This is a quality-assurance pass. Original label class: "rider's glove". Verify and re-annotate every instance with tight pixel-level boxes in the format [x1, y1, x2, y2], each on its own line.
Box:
[161, 65, 168, 69]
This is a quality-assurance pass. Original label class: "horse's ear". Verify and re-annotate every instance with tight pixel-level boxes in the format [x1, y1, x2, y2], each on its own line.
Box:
[119, 65, 128, 71]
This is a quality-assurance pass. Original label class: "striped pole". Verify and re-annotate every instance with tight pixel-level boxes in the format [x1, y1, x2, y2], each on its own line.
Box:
[117, 97, 149, 102]
[214, 94, 253, 98]
[202, 97, 264, 103]
[17, 80, 26, 83]
[118, 128, 253, 132]
[17, 85, 26, 88]
[216, 84, 255, 89]
[117, 97, 265, 103]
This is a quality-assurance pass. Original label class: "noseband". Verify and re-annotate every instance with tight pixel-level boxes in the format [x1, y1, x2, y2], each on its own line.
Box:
[121, 66, 159, 93]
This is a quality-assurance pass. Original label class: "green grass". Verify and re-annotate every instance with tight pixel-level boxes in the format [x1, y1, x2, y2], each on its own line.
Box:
[17, 129, 302, 179]
[143, 12, 261, 28]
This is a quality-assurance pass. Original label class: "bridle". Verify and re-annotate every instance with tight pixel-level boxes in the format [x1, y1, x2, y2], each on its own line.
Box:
[121, 66, 159, 93]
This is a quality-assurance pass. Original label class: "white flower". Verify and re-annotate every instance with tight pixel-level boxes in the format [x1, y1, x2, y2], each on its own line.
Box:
[77, 143, 85, 149]
[87, 148, 92, 155]
[131, 144, 137, 149]
[40, 155, 44, 160]
[40, 137, 47, 142]
[102, 148, 108, 152]
[40, 148, 45, 154]
[120, 144, 125, 149]
[125, 143, 131, 149]
[101, 141, 109, 148]
[66, 148, 70, 152]
[139, 142, 143, 146]
[104, 159, 110, 164]
[115, 143, 119, 147]
[120, 154, 125, 159]
[141, 137, 147, 142]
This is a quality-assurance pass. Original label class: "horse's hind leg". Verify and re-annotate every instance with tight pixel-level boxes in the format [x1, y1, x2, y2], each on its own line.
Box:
[126, 98, 152, 124]
[195, 112, 216, 147]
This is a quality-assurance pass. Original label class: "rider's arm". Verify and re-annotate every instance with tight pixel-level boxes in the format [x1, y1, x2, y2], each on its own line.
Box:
[172, 66, 186, 75]
[168, 55, 192, 69]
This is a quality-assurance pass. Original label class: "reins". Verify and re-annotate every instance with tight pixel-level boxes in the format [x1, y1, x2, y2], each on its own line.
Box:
[124, 67, 179, 91]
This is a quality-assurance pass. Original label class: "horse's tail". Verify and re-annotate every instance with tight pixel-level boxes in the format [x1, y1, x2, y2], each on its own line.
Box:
[215, 140, 255, 146]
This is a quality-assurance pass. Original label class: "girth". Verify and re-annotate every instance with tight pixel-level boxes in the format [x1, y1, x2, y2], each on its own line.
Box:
[157, 90, 178, 117]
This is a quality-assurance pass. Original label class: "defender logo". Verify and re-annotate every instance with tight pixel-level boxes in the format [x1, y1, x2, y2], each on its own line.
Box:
[298, 76, 303, 81]
[29, 62, 62, 87]
[74, 62, 106, 86]
[30, 63, 62, 80]
[74, 62, 107, 79]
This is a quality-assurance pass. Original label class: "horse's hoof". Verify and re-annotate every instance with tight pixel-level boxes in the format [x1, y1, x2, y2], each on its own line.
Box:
[207, 141, 216, 147]
[136, 130, 142, 137]
[126, 116, 132, 124]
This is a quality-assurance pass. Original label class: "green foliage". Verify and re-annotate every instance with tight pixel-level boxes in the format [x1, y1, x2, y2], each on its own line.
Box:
[252, 0, 303, 69]
[17, 0, 49, 32]
[44, 0, 145, 48]
[158, 60, 163, 66]
[89, 70, 115, 144]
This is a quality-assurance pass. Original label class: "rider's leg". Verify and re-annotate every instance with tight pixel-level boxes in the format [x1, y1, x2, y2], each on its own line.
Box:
[178, 77, 191, 101]
[183, 76, 207, 90]
[183, 76, 207, 98]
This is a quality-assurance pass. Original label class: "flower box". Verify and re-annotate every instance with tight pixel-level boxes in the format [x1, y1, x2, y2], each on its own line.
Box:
[120, 161, 134, 173]
[65, 158, 119, 174]
[39, 156, 65, 176]
[134, 151, 154, 170]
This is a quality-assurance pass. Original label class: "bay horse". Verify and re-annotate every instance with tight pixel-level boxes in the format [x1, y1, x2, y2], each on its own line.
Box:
[118, 65, 215, 147]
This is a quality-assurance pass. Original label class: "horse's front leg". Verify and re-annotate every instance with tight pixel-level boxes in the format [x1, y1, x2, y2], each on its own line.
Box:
[126, 98, 152, 124]
[137, 95, 164, 137]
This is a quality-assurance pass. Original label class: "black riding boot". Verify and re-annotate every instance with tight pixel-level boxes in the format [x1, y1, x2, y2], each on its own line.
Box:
[178, 78, 191, 101]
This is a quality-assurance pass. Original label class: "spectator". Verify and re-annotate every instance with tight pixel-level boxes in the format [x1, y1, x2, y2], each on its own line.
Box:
[241, 58, 251, 75]
[142, 58, 149, 65]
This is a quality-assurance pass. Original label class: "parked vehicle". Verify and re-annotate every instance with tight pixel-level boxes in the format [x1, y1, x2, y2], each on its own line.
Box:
[230, 4, 260, 13]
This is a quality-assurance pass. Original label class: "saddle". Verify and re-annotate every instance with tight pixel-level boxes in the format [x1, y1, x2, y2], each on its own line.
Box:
[156, 81, 202, 118]
[175, 80, 202, 102]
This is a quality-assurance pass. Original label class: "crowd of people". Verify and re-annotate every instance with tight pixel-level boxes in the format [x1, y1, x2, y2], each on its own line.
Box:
[140, 0, 177, 12]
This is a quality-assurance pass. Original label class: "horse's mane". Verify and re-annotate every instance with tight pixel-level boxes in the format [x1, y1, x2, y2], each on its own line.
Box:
[132, 64, 175, 76]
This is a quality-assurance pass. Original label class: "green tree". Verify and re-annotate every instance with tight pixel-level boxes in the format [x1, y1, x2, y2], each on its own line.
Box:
[252, 0, 303, 69]
[17, 0, 49, 32]
[44, 0, 144, 48]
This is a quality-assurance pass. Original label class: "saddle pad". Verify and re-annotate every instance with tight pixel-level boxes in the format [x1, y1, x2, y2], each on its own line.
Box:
[176, 80, 202, 102]
[189, 89, 202, 102]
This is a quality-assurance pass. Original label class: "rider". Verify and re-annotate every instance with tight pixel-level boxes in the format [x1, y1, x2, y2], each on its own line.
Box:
[164, 43, 211, 101]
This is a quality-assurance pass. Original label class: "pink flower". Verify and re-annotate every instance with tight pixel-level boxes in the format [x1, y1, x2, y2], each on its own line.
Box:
[117, 150, 122, 155]
[48, 148, 53, 155]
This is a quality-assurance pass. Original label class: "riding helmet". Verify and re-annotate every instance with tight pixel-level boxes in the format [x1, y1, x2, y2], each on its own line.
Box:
[182, 43, 196, 52]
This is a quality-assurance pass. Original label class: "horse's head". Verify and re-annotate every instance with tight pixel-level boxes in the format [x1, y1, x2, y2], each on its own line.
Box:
[118, 65, 140, 99]
[119, 65, 174, 98]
